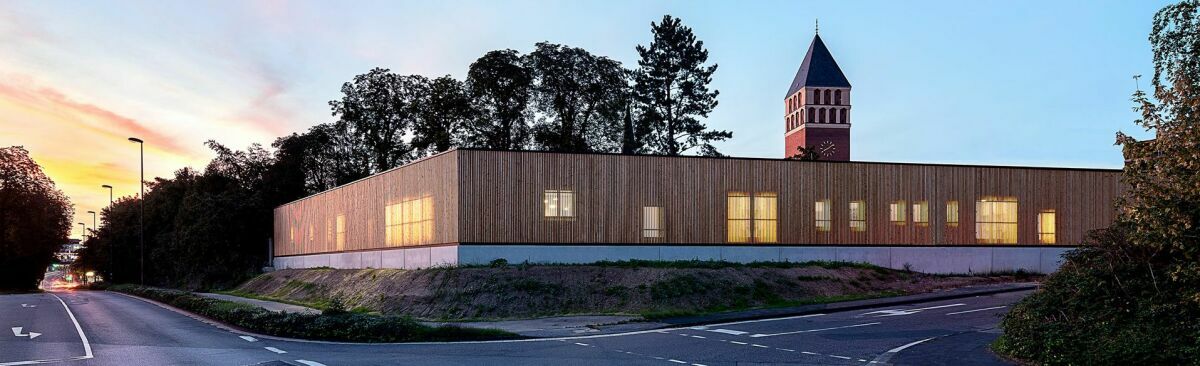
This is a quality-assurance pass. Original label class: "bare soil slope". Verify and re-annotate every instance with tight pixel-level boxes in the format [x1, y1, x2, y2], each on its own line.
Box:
[234, 262, 1030, 320]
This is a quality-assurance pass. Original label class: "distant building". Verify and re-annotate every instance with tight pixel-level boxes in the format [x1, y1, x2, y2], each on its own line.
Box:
[271, 35, 1125, 274]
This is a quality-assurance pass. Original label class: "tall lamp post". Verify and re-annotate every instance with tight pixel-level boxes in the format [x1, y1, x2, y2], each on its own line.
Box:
[100, 185, 113, 281]
[128, 137, 145, 285]
[86, 211, 96, 234]
[78, 222, 86, 239]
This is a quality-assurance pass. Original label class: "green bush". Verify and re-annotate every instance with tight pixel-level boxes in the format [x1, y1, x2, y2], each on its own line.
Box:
[994, 228, 1200, 364]
[109, 285, 518, 342]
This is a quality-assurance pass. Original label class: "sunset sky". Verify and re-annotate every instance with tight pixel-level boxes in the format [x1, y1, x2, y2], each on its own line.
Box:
[0, 0, 1169, 239]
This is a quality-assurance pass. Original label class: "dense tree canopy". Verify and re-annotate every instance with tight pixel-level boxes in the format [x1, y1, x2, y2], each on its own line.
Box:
[0, 146, 72, 291]
[525, 42, 630, 153]
[465, 50, 535, 150]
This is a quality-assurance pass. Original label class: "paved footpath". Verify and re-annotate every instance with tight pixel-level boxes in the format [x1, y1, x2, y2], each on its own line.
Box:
[0, 287, 1026, 365]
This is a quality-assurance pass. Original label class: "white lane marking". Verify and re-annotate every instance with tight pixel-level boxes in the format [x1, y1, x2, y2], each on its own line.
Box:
[705, 313, 826, 328]
[801, 351, 820, 355]
[264, 346, 287, 354]
[870, 336, 940, 364]
[729, 341, 748, 345]
[861, 303, 965, 317]
[668, 360, 687, 364]
[707, 328, 748, 335]
[945, 306, 1007, 315]
[294, 360, 326, 366]
[239, 336, 258, 342]
[574, 342, 590, 346]
[779, 348, 796, 352]
[749, 322, 881, 337]
[21, 304, 36, 308]
[751, 344, 769, 348]
[692, 364, 707, 366]
[831, 355, 852, 360]
[689, 335, 705, 339]
[51, 293, 92, 358]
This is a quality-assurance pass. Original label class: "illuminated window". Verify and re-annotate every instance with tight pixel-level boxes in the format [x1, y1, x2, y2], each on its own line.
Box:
[1038, 210, 1056, 244]
[643, 206, 665, 239]
[543, 190, 576, 219]
[727, 192, 778, 243]
[385, 196, 434, 246]
[335, 215, 346, 250]
[913, 201, 929, 227]
[815, 199, 831, 232]
[889, 200, 907, 225]
[976, 196, 1018, 244]
[849, 200, 866, 232]
[946, 201, 959, 227]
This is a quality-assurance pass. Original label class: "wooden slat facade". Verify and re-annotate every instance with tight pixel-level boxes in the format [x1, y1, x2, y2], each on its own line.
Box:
[275, 149, 1125, 257]
[273, 151, 459, 257]
[456, 150, 1124, 246]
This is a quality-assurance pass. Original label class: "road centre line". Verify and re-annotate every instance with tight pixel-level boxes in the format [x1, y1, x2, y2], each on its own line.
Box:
[749, 322, 881, 338]
[945, 306, 1007, 315]
[707, 329, 748, 335]
[870, 336, 940, 364]
[294, 360, 326, 366]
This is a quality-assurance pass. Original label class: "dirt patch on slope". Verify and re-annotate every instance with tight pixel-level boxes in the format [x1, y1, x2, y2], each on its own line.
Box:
[234, 262, 1031, 320]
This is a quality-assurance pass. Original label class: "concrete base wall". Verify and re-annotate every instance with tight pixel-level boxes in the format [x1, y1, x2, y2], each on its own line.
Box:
[458, 245, 1073, 275]
[274, 245, 459, 270]
[276, 244, 1073, 274]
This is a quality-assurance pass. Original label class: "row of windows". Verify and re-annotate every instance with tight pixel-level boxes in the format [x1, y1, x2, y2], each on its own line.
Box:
[787, 107, 849, 130]
[540, 190, 1057, 244]
[788, 89, 845, 110]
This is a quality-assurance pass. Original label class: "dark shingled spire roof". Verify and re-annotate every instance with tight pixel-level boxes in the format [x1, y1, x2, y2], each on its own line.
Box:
[786, 34, 851, 96]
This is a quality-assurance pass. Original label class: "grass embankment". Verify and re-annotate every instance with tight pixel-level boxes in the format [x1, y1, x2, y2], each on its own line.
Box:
[107, 284, 519, 342]
[234, 260, 1032, 321]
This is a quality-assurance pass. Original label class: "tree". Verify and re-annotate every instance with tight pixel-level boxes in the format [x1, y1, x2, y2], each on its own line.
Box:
[412, 76, 474, 155]
[525, 42, 630, 153]
[0, 147, 72, 291]
[789, 146, 821, 161]
[464, 50, 534, 150]
[329, 68, 420, 172]
[633, 15, 731, 156]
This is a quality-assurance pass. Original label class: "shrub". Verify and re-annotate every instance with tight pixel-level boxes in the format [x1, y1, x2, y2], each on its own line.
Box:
[109, 285, 518, 342]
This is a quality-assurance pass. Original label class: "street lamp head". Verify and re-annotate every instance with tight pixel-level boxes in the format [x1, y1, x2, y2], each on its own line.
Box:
[128, 137, 144, 143]
[101, 184, 112, 189]
[87, 210, 95, 214]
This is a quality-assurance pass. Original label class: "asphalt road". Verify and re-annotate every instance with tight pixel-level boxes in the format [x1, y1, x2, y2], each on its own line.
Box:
[0, 289, 1028, 365]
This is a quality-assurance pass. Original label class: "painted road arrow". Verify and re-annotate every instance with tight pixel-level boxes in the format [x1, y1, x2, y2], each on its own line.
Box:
[11, 327, 41, 339]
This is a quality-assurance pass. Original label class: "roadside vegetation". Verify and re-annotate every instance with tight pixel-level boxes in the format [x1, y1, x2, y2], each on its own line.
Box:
[233, 260, 1032, 321]
[994, 2, 1200, 364]
[107, 284, 518, 342]
[0, 147, 72, 292]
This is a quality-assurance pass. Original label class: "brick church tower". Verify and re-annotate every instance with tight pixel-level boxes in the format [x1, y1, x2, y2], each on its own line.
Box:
[784, 33, 852, 160]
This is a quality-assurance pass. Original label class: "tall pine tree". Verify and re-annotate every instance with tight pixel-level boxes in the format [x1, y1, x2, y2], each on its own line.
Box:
[633, 15, 731, 156]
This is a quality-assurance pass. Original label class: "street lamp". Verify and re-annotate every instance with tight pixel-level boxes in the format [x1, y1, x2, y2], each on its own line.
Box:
[86, 211, 96, 234]
[100, 184, 113, 282]
[128, 137, 144, 285]
[77, 222, 86, 239]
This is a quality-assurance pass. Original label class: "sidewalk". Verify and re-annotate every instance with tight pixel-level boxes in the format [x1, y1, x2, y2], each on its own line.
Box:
[198, 293, 320, 315]
[199, 282, 1037, 338]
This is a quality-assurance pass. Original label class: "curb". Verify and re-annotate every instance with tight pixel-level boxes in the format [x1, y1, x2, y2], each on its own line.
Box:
[656, 282, 1039, 327]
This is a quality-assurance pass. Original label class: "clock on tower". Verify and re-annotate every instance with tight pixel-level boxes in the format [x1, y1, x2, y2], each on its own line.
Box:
[783, 32, 851, 161]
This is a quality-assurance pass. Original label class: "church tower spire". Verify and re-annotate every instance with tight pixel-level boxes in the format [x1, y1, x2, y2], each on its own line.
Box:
[784, 33, 852, 161]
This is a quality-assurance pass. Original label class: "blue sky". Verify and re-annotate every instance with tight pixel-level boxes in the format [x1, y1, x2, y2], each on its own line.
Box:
[0, 0, 1170, 233]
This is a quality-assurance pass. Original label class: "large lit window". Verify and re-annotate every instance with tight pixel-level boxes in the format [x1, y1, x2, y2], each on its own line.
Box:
[815, 199, 831, 232]
[385, 196, 434, 246]
[335, 215, 346, 250]
[849, 200, 866, 232]
[1038, 210, 1056, 244]
[913, 201, 929, 227]
[889, 200, 907, 226]
[727, 192, 778, 243]
[643, 206, 665, 239]
[543, 189, 575, 219]
[946, 201, 959, 227]
[976, 196, 1018, 244]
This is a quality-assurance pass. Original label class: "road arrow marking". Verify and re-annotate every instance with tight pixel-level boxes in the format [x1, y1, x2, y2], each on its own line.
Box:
[860, 303, 965, 317]
[264, 347, 287, 354]
[11, 327, 41, 339]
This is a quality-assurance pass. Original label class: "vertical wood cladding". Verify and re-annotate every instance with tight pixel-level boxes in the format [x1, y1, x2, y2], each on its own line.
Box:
[456, 150, 1124, 246]
[273, 151, 459, 256]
